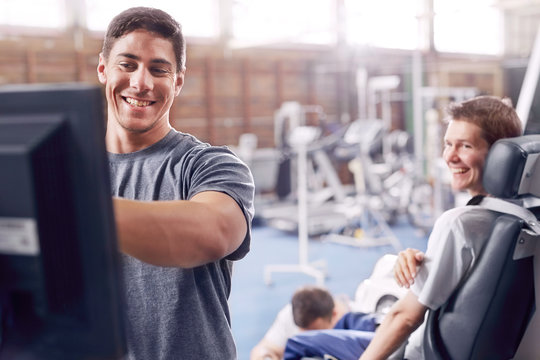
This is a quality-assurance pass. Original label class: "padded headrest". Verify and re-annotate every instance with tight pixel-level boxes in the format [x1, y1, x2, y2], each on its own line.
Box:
[483, 135, 540, 198]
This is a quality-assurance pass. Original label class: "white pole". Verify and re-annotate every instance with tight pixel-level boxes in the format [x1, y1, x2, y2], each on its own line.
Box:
[516, 25, 540, 131]
[357, 68, 368, 120]
[297, 141, 308, 266]
[412, 51, 424, 177]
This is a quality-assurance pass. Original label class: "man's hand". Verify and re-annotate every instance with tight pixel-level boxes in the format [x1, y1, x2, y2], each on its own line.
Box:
[394, 248, 424, 288]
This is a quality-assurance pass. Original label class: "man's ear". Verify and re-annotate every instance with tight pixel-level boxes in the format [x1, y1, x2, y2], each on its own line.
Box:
[174, 67, 185, 96]
[97, 53, 107, 85]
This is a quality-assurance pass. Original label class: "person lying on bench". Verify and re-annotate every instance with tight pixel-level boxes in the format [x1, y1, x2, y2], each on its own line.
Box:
[251, 285, 379, 360]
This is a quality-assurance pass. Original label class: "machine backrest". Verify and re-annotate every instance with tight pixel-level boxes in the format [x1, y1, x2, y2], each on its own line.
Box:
[483, 135, 540, 199]
[423, 135, 540, 360]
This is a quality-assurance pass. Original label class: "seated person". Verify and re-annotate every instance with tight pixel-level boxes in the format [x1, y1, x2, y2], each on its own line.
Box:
[250, 285, 379, 360]
[282, 95, 523, 360]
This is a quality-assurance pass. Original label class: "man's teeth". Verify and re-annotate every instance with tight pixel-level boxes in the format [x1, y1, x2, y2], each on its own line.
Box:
[126, 97, 151, 107]
[451, 168, 467, 174]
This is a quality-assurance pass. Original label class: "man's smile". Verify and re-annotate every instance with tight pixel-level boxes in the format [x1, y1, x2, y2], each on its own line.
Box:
[123, 96, 155, 107]
[450, 167, 468, 174]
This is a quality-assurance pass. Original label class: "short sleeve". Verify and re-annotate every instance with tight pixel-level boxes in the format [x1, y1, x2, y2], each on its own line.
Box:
[183, 145, 255, 260]
[409, 207, 475, 309]
[185, 146, 254, 220]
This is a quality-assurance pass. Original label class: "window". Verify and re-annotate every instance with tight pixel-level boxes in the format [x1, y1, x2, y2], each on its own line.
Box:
[0, 0, 66, 29]
[231, 0, 336, 46]
[85, 0, 219, 38]
[434, 0, 501, 55]
[345, 0, 421, 50]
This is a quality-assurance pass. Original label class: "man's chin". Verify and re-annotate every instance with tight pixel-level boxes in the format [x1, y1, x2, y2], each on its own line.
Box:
[117, 119, 156, 134]
[450, 183, 467, 193]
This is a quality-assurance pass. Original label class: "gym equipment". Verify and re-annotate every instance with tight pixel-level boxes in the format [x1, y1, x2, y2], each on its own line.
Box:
[324, 119, 402, 252]
[257, 103, 353, 236]
[423, 135, 540, 359]
[324, 118, 441, 251]
[352, 254, 407, 315]
[264, 126, 328, 286]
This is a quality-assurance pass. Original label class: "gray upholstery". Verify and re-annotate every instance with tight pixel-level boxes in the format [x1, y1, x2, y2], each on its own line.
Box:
[483, 135, 540, 198]
[422, 135, 540, 360]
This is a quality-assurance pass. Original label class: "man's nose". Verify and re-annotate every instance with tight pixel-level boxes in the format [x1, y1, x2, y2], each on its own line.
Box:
[130, 68, 153, 92]
[444, 146, 458, 162]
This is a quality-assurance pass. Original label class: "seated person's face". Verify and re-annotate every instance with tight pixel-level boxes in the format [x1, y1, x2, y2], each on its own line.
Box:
[443, 120, 490, 196]
[301, 316, 334, 331]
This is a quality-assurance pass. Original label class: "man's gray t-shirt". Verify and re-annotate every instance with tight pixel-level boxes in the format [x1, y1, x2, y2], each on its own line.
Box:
[108, 129, 255, 360]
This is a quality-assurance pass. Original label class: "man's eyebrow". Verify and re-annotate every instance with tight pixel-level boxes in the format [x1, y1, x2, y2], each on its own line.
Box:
[444, 137, 477, 144]
[117, 53, 173, 67]
[117, 53, 138, 60]
[151, 58, 173, 67]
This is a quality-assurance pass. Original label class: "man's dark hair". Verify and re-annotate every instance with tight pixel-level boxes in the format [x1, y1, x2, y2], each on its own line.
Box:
[102, 7, 186, 71]
[445, 95, 522, 146]
[291, 286, 334, 329]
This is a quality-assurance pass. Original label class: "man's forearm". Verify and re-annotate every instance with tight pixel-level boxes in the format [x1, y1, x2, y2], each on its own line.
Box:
[114, 191, 247, 267]
[359, 314, 415, 359]
[359, 292, 427, 360]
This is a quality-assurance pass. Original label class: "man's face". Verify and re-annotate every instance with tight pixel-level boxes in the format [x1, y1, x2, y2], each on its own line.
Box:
[443, 120, 490, 196]
[97, 29, 184, 134]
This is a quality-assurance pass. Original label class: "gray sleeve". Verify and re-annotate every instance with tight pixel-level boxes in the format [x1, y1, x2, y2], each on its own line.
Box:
[410, 207, 473, 309]
[184, 145, 255, 260]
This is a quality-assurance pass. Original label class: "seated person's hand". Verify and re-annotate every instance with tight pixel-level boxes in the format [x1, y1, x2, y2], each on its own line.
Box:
[394, 248, 424, 288]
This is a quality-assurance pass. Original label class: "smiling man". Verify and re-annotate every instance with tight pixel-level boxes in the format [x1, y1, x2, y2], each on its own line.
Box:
[96, 7, 254, 360]
[442, 115, 490, 197]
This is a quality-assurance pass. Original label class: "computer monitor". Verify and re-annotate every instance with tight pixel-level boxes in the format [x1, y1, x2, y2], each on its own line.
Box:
[0, 83, 126, 359]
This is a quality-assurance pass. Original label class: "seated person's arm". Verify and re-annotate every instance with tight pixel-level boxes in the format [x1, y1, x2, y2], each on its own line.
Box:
[359, 291, 427, 360]
[250, 338, 283, 360]
[394, 248, 425, 288]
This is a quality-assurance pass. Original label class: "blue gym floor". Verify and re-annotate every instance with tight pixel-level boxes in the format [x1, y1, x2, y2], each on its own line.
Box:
[230, 216, 429, 360]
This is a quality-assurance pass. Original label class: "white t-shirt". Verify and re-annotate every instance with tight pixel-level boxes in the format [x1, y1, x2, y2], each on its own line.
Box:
[263, 297, 352, 349]
[404, 205, 498, 359]
[263, 304, 300, 349]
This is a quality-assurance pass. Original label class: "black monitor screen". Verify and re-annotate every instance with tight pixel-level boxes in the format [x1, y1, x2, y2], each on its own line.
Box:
[0, 83, 125, 359]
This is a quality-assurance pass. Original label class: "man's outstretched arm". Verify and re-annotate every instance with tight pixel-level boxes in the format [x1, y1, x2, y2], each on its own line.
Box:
[114, 191, 248, 268]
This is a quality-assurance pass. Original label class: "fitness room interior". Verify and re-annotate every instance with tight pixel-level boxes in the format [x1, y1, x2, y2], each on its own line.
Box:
[2, 1, 540, 359]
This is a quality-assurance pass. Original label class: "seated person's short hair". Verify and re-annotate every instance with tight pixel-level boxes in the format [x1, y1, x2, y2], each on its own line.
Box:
[445, 95, 522, 146]
[291, 286, 334, 329]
